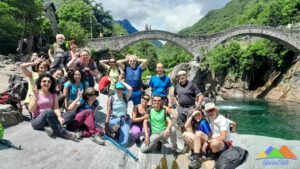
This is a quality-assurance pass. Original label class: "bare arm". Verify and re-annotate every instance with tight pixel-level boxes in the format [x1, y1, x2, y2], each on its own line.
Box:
[48, 49, 54, 62]
[20, 62, 36, 78]
[53, 94, 64, 125]
[143, 117, 150, 145]
[211, 131, 227, 141]
[28, 95, 38, 113]
[116, 61, 125, 71]
[105, 97, 112, 123]
[122, 81, 132, 100]
[168, 86, 174, 108]
[66, 56, 77, 68]
[67, 97, 81, 112]
[138, 58, 148, 70]
[184, 116, 193, 131]
[99, 59, 110, 70]
[165, 118, 172, 133]
[196, 94, 204, 108]
[63, 86, 69, 109]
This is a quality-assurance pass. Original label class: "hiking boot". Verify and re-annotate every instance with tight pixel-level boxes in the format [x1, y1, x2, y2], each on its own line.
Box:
[188, 159, 202, 169]
[90, 135, 105, 145]
[135, 138, 141, 145]
[156, 141, 162, 151]
[44, 126, 53, 136]
[62, 131, 76, 140]
[188, 153, 195, 161]
[203, 150, 218, 160]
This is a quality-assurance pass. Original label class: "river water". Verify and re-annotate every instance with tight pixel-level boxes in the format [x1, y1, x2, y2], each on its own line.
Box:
[217, 99, 300, 140]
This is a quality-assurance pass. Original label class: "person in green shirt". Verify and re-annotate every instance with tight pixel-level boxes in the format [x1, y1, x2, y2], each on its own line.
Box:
[140, 95, 178, 153]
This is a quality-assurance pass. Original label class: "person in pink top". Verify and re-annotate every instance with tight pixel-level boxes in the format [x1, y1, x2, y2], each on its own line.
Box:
[28, 73, 77, 140]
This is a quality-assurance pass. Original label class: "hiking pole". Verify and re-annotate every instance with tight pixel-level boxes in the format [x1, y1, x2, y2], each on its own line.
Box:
[102, 135, 139, 161]
[0, 139, 22, 150]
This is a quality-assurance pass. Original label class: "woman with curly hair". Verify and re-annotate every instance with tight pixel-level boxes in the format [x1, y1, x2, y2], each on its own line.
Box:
[29, 73, 77, 140]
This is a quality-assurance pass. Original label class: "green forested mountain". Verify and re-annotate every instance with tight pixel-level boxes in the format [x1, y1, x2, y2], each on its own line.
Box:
[157, 0, 300, 90]
[180, 0, 300, 35]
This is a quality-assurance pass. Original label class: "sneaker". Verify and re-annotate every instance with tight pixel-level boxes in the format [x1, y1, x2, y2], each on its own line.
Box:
[188, 159, 202, 169]
[74, 130, 83, 140]
[156, 141, 162, 151]
[44, 126, 53, 136]
[90, 135, 105, 145]
[62, 131, 76, 140]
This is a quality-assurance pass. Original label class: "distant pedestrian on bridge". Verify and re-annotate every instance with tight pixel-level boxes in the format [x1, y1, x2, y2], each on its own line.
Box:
[117, 54, 148, 106]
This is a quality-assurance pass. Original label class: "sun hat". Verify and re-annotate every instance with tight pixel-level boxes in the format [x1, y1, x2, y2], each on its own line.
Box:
[115, 81, 125, 90]
[84, 87, 99, 96]
[204, 102, 219, 112]
[177, 70, 187, 76]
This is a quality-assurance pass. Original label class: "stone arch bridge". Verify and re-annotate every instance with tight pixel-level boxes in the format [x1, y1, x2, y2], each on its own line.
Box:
[86, 25, 300, 61]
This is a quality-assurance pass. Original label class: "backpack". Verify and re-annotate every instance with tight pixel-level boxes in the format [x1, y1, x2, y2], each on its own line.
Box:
[0, 75, 27, 112]
[0, 123, 4, 139]
[215, 146, 249, 169]
[7, 75, 28, 100]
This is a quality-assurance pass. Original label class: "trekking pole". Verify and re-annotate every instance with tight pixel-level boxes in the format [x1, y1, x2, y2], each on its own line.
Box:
[102, 135, 139, 161]
[0, 139, 22, 150]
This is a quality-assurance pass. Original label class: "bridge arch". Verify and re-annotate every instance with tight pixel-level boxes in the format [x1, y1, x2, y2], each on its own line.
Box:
[87, 30, 200, 59]
[86, 25, 300, 61]
[207, 25, 300, 54]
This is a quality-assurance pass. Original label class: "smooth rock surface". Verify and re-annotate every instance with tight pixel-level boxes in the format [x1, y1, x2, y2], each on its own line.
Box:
[0, 104, 23, 127]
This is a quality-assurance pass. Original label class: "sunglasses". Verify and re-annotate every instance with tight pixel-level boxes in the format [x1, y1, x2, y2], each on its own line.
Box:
[87, 93, 99, 97]
[42, 80, 52, 83]
[143, 97, 150, 101]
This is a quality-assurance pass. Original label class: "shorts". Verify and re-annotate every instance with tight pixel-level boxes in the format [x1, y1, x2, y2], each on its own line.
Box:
[176, 105, 194, 127]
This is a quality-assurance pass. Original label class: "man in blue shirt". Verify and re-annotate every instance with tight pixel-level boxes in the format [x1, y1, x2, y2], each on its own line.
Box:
[149, 63, 173, 108]
[117, 54, 148, 105]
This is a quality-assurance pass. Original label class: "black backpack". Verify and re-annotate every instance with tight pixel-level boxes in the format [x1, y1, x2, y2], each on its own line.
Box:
[215, 146, 248, 169]
[7, 75, 28, 100]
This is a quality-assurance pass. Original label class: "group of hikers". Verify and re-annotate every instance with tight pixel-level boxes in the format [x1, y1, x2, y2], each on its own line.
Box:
[17, 34, 237, 169]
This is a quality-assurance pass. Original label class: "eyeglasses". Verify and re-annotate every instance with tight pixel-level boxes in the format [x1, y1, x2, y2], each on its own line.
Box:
[143, 97, 150, 101]
[207, 109, 215, 113]
[42, 80, 52, 83]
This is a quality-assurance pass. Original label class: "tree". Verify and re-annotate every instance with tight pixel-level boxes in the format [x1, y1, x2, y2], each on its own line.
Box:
[0, 0, 46, 54]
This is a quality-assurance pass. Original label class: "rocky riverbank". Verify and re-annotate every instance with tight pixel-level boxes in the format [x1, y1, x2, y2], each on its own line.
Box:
[171, 58, 300, 104]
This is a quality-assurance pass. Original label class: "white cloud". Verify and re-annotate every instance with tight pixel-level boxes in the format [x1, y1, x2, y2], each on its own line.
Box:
[97, 0, 230, 33]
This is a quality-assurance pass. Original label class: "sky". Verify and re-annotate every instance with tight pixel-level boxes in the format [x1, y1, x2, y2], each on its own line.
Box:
[97, 0, 230, 33]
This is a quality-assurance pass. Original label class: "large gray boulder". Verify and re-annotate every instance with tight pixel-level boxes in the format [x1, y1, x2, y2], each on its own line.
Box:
[0, 104, 23, 127]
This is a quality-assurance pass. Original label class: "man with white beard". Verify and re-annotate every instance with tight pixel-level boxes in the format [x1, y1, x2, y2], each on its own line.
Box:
[48, 34, 69, 71]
